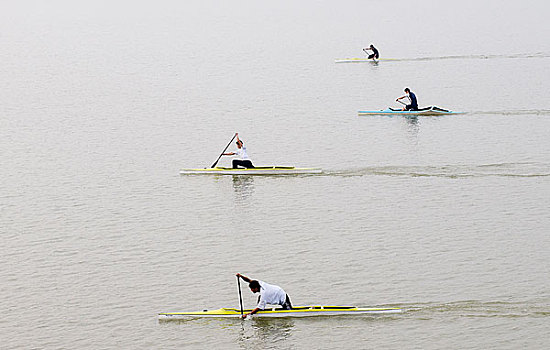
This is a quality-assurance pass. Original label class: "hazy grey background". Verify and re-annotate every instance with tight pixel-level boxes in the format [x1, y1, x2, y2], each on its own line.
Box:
[1, 0, 549, 349]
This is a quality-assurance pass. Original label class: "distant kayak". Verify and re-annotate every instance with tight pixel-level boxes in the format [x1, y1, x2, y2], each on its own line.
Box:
[335, 58, 399, 63]
[159, 306, 402, 319]
[180, 166, 322, 175]
[358, 106, 463, 116]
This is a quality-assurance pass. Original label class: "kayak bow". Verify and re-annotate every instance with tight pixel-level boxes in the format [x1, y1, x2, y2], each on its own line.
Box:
[180, 166, 322, 175]
[159, 306, 402, 319]
[358, 106, 462, 116]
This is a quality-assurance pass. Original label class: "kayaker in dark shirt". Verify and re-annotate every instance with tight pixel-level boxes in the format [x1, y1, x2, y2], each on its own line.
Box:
[396, 88, 418, 111]
[363, 44, 379, 60]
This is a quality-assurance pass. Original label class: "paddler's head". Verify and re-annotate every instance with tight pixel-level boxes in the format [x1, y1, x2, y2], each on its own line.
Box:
[249, 280, 260, 293]
[404, 88, 410, 94]
[370, 44, 374, 48]
[236, 140, 243, 148]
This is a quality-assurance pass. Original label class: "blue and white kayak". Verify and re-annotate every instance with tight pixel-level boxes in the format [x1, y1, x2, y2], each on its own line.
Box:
[358, 106, 462, 116]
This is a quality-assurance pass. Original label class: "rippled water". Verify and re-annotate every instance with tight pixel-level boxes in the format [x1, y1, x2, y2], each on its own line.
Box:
[2, 0, 550, 349]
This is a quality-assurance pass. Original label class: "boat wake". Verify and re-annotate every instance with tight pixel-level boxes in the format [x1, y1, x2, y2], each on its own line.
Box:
[406, 52, 550, 62]
[325, 162, 550, 178]
[469, 109, 550, 116]
[397, 300, 550, 319]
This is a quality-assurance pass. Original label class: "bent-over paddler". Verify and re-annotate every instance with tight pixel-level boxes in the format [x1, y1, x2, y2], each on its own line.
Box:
[236, 273, 292, 318]
[363, 44, 379, 60]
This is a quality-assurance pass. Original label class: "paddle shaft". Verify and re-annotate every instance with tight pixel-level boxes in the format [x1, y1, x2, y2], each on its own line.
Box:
[211, 134, 237, 168]
[237, 276, 244, 316]
[397, 99, 407, 106]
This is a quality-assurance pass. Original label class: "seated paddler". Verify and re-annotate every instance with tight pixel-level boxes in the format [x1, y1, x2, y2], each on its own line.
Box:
[236, 273, 292, 318]
[396, 87, 418, 111]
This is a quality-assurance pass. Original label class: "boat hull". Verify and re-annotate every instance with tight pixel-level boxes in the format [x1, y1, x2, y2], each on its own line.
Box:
[159, 306, 402, 319]
[180, 167, 322, 175]
[358, 106, 461, 116]
[335, 58, 398, 63]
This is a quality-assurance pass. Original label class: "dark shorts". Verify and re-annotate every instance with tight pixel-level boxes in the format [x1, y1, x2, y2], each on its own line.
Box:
[405, 104, 418, 111]
[368, 53, 379, 60]
[232, 159, 255, 169]
[281, 295, 292, 310]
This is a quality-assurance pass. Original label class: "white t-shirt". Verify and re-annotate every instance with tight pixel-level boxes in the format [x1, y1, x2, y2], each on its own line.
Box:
[234, 146, 250, 160]
[256, 280, 287, 309]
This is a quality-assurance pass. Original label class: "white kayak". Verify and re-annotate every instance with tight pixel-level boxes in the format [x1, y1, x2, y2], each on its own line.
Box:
[159, 306, 402, 319]
[180, 166, 322, 175]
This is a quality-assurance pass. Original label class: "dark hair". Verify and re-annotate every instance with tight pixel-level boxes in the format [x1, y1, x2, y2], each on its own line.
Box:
[249, 280, 260, 289]
[236, 140, 243, 145]
[404, 88, 410, 93]
[370, 44, 374, 48]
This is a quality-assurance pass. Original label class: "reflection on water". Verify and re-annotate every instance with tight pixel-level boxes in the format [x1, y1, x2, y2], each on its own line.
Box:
[232, 175, 255, 200]
[238, 318, 295, 349]
[160, 316, 295, 349]
[404, 116, 420, 145]
[405, 115, 419, 126]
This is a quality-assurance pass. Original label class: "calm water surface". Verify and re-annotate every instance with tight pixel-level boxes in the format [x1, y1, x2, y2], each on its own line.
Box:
[1, 0, 549, 349]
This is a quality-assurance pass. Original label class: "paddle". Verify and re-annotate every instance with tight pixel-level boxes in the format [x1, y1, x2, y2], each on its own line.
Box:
[237, 275, 244, 318]
[210, 133, 237, 168]
[397, 99, 407, 106]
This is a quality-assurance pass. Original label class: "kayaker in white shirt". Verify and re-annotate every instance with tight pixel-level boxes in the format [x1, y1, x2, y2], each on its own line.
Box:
[236, 273, 292, 318]
[222, 133, 255, 168]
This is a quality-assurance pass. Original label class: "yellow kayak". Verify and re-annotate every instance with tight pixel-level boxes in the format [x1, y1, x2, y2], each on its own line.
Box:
[334, 58, 400, 63]
[179, 166, 322, 175]
[159, 306, 402, 319]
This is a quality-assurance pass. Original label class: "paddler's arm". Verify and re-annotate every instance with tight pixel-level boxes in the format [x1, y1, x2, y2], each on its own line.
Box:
[243, 307, 260, 319]
[396, 95, 406, 101]
[236, 273, 251, 283]
[223, 133, 240, 156]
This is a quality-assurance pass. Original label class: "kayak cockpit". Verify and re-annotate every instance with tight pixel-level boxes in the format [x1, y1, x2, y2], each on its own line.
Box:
[388, 106, 451, 112]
